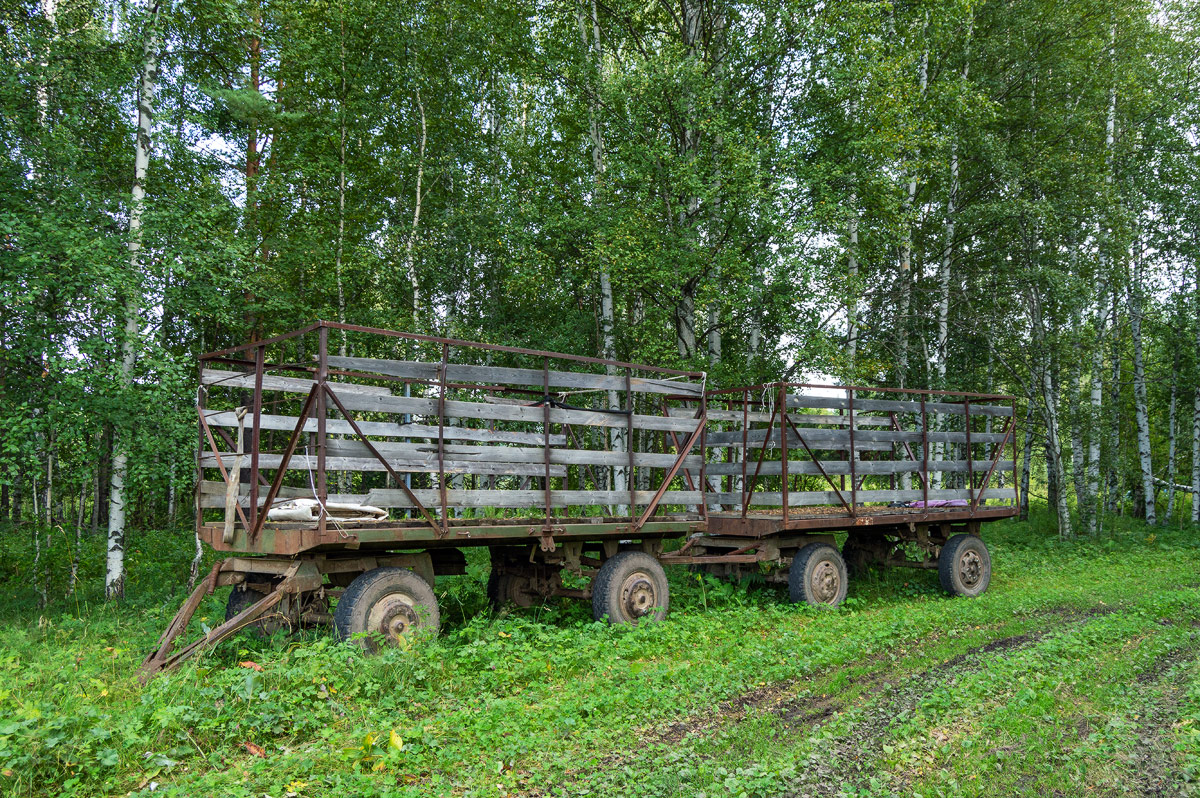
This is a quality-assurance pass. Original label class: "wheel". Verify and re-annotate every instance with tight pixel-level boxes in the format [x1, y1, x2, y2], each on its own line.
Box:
[225, 585, 286, 638]
[327, 571, 359, 588]
[841, 534, 875, 578]
[333, 567, 439, 651]
[487, 570, 536, 609]
[938, 534, 991, 597]
[788, 543, 848, 607]
[592, 551, 669, 625]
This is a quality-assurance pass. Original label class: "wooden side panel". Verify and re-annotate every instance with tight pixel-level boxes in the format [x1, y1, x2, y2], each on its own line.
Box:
[325, 356, 704, 396]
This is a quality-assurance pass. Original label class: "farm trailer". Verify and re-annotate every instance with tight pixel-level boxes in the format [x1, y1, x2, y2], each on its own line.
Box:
[140, 322, 1018, 678]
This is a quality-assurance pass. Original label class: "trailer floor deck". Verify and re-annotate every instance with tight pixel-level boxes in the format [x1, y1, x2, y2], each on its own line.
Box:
[705, 505, 1018, 536]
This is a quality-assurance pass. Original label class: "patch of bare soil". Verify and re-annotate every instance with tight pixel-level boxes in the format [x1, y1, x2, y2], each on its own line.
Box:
[1125, 639, 1200, 796]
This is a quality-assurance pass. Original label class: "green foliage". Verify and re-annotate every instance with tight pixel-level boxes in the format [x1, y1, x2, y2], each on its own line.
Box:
[0, 516, 1198, 795]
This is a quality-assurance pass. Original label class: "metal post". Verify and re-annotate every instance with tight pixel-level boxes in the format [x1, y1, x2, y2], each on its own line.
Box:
[847, 387, 856, 515]
[625, 368, 635, 521]
[698, 387, 708, 521]
[249, 344, 264, 529]
[779, 385, 789, 524]
[920, 394, 928, 509]
[740, 389, 749, 515]
[543, 358, 553, 527]
[964, 399, 973, 508]
[316, 326, 328, 534]
[437, 342, 449, 537]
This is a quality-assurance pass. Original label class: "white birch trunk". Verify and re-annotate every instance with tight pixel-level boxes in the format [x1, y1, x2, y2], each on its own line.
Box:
[895, 14, 927, 389]
[931, 141, 956, 488]
[335, 18, 349, 356]
[578, 0, 626, 515]
[1085, 294, 1105, 534]
[1193, 378, 1199, 524]
[1165, 360, 1177, 522]
[1129, 269, 1156, 524]
[1194, 263, 1200, 523]
[108, 0, 162, 599]
[405, 89, 426, 329]
[1105, 291, 1122, 514]
[847, 200, 858, 369]
[1041, 369, 1073, 538]
[1087, 52, 1116, 533]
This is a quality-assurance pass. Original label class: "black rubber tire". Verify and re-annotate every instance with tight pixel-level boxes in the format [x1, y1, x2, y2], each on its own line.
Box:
[841, 535, 873, 579]
[591, 551, 669, 625]
[224, 585, 285, 638]
[486, 570, 535, 609]
[333, 567, 439, 651]
[938, 534, 991, 597]
[788, 543, 849, 607]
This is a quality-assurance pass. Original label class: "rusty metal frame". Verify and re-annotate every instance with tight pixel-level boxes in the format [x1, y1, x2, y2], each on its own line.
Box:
[970, 417, 1016, 511]
[197, 407, 252, 531]
[740, 397, 778, 518]
[887, 411, 929, 490]
[321, 384, 442, 535]
[634, 416, 705, 529]
[437, 343, 449, 538]
[248, 385, 318, 539]
[781, 412, 853, 515]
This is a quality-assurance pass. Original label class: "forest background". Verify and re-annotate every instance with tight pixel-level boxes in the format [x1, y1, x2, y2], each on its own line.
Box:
[2, 0, 1199, 597]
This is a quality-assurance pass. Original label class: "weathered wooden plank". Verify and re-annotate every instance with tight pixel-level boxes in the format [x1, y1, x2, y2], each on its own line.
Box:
[325, 356, 704, 397]
[202, 369, 391, 396]
[202, 453, 567, 478]
[671, 407, 894, 427]
[704, 459, 1015, 477]
[324, 438, 703, 470]
[709, 488, 1017, 506]
[205, 376, 700, 433]
[705, 427, 1009, 447]
[782, 394, 1013, 417]
[200, 487, 703, 510]
[202, 411, 567, 447]
[325, 390, 701, 433]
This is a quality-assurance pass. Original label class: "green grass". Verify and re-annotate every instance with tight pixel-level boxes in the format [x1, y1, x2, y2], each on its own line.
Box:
[1, 511, 1199, 797]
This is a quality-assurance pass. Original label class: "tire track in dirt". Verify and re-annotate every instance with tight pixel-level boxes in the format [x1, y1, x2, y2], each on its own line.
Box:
[578, 604, 1115, 793]
[1115, 622, 1200, 797]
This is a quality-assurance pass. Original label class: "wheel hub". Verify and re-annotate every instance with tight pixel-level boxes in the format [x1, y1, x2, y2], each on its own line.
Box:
[620, 573, 657, 620]
[810, 560, 841, 603]
[958, 549, 983, 588]
[366, 592, 420, 644]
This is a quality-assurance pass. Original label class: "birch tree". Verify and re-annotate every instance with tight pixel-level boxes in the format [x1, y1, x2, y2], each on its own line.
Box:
[1128, 253, 1156, 525]
[577, 0, 626, 513]
[108, 0, 163, 599]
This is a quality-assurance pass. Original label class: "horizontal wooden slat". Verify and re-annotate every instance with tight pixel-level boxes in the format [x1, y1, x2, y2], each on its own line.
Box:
[202, 369, 391, 396]
[704, 459, 1015, 477]
[198, 484, 702, 509]
[673, 407, 894, 427]
[708, 488, 1017, 506]
[781, 394, 1013, 417]
[203, 370, 702, 433]
[327, 356, 704, 397]
[323, 439, 702, 470]
[202, 453, 568, 478]
[202, 411, 566, 447]
[705, 427, 1010, 447]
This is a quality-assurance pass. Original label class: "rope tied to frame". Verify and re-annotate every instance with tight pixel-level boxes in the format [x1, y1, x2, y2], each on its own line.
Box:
[526, 395, 632, 415]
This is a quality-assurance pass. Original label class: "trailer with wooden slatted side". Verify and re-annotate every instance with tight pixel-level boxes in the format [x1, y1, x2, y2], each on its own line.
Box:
[140, 322, 1018, 678]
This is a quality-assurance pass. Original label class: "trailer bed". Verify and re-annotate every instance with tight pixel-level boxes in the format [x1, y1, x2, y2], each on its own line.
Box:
[140, 322, 1019, 679]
